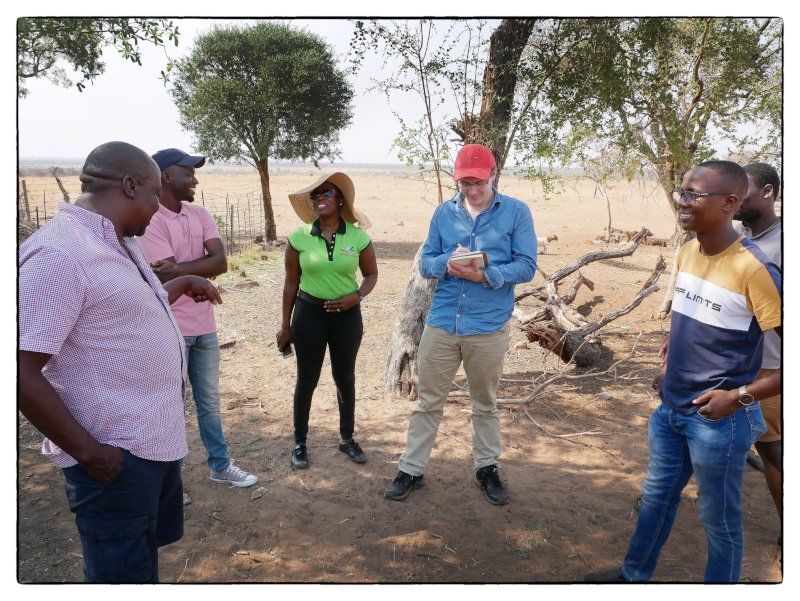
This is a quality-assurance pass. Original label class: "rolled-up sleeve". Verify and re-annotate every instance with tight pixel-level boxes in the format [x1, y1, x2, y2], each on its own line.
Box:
[419, 207, 450, 280]
[492, 205, 537, 286]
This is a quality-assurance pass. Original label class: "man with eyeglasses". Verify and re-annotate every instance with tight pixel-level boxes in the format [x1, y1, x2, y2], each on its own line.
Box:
[139, 149, 258, 502]
[385, 143, 537, 505]
[588, 160, 781, 582]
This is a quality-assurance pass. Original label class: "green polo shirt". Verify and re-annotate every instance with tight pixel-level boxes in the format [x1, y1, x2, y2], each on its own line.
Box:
[288, 219, 372, 300]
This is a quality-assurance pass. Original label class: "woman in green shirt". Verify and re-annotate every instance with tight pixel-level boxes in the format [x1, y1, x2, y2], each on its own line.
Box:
[277, 172, 378, 469]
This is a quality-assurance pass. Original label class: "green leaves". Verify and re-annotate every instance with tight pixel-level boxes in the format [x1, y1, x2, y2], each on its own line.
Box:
[513, 18, 782, 206]
[17, 18, 180, 98]
[168, 22, 353, 165]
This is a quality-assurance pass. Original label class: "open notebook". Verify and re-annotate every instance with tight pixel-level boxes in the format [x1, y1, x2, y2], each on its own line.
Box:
[448, 251, 489, 269]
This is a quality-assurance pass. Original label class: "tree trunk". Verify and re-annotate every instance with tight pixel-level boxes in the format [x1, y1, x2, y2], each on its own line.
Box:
[255, 156, 277, 242]
[479, 18, 536, 179]
[653, 165, 695, 319]
[383, 245, 437, 399]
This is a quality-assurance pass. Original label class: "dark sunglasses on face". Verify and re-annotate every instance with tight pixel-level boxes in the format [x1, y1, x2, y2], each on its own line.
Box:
[310, 189, 337, 200]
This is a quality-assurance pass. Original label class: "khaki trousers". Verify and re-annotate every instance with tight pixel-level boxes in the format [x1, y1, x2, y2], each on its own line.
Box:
[398, 323, 510, 476]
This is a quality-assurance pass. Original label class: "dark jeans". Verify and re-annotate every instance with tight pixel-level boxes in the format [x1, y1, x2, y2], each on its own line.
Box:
[63, 450, 183, 583]
[291, 296, 363, 445]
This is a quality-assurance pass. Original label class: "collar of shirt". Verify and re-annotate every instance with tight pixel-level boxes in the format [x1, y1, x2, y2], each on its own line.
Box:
[310, 218, 347, 237]
[452, 190, 502, 218]
[155, 201, 185, 220]
[59, 202, 119, 245]
[744, 218, 781, 240]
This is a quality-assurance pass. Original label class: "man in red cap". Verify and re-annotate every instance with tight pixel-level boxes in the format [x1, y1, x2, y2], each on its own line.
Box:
[385, 144, 537, 505]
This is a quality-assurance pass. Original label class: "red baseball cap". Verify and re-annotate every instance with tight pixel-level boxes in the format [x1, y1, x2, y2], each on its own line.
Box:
[453, 144, 496, 181]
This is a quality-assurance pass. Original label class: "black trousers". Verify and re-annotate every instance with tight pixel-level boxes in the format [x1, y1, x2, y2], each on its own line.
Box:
[291, 296, 363, 445]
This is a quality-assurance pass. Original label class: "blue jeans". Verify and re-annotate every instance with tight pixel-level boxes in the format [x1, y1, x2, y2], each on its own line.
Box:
[185, 332, 230, 472]
[63, 451, 183, 583]
[622, 401, 767, 582]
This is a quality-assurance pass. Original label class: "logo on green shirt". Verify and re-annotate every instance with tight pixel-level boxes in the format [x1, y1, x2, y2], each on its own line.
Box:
[340, 245, 357, 256]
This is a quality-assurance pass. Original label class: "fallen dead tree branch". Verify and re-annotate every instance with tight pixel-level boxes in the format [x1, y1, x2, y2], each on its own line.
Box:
[516, 227, 663, 367]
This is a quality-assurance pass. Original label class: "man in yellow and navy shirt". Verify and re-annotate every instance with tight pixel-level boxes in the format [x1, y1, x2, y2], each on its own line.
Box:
[590, 160, 781, 583]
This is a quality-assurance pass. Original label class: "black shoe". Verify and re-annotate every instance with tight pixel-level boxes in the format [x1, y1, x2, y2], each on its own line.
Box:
[584, 568, 629, 583]
[291, 444, 309, 469]
[338, 440, 367, 464]
[384, 471, 424, 501]
[475, 465, 509, 505]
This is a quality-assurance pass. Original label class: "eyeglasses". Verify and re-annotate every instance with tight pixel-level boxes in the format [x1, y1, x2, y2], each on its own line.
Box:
[310, 189, 336, 200]
[672, 189, 732, 205]
[457, 178, 491, 191]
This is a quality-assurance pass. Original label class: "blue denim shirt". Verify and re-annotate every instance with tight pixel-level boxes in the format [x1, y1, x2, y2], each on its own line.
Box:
[420, 189, 537, 335]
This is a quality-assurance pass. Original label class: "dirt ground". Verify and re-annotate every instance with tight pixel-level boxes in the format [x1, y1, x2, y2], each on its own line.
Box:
[17, 167, 782, 583]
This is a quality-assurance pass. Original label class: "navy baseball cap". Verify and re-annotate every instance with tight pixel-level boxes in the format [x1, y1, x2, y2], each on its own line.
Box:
[151, 148, 206, 171]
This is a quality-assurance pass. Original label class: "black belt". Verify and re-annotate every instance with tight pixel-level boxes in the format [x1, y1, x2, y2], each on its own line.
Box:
[297, 289, 328, 306]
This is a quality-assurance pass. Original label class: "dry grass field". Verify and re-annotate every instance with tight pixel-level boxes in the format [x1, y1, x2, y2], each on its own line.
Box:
[17, 166, 781, 583]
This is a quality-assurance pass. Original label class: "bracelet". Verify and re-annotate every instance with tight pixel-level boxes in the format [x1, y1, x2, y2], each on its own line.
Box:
[357, 291, 364, 301]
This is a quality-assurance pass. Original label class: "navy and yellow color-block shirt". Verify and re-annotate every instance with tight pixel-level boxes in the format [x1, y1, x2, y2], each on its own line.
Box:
[663, 235, 781, 413]
[288, 219, 371, 300]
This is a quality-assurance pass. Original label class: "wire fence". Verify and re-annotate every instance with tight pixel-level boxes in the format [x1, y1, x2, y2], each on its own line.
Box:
[18, 178, 269, 254]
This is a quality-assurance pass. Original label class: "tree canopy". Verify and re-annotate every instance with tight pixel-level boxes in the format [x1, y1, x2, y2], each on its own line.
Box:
[169, 22, 353, 240]
[17, 18, 179, 98]
[514, 18, 782, 218]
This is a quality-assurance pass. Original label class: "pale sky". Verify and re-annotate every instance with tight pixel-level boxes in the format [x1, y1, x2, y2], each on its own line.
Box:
[18, 18, 484, 164]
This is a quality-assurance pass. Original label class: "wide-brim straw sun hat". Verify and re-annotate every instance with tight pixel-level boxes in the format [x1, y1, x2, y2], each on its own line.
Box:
[288, 172, 371, 229]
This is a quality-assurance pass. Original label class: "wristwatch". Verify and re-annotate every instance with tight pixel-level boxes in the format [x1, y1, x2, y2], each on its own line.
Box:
[737, 385, 756, 406]
[356, 291, 364, 301]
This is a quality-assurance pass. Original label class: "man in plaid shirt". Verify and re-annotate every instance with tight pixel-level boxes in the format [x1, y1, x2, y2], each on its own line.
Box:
[19, 141, 221, 583]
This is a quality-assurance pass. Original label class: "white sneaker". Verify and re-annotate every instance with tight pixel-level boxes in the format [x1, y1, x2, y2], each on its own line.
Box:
[210, 461, 258, 487]
[182, 492, 193, 506]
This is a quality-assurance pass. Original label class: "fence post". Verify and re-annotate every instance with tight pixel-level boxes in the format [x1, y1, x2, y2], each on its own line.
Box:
[35, 206, 40, 229]
[247, 197, 252, 242]
[224, 194, 230, 253]
[236, 204, 241, 248]
[42, 190, 47, 220]
[229, 204, 235, 252]
[21, 179, 31, 220]
[201, 191, 205, 207]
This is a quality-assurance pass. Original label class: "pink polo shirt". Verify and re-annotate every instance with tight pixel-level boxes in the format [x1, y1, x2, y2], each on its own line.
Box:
[19, 203, 188, 467]
[138, 202, 222, 337]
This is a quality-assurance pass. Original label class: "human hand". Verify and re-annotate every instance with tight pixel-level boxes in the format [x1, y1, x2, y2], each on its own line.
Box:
[80, 444, 125, 484]
[323, 293, 360, 313]
[692, 389, 740, 420]
[657, 337, 669, 366]
[276, 326, 292, 352]
[451, 244, 471, 257]
[651, 367, 666, 392]
[182, 275, 222, 305]
[150, 258, 183, 281]
[447, 259, 486, 282]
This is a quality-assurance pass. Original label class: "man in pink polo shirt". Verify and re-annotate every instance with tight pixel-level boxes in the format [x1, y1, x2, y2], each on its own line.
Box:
[19, 141, 222, 582]
[139, 149, 258, 498]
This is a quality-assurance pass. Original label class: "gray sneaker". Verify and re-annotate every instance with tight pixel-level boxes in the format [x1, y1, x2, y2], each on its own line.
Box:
[210, 461, 258, 487]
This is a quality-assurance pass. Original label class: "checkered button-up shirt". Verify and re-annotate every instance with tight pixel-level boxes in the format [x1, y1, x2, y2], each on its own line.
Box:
[19, 203, 188, 467]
